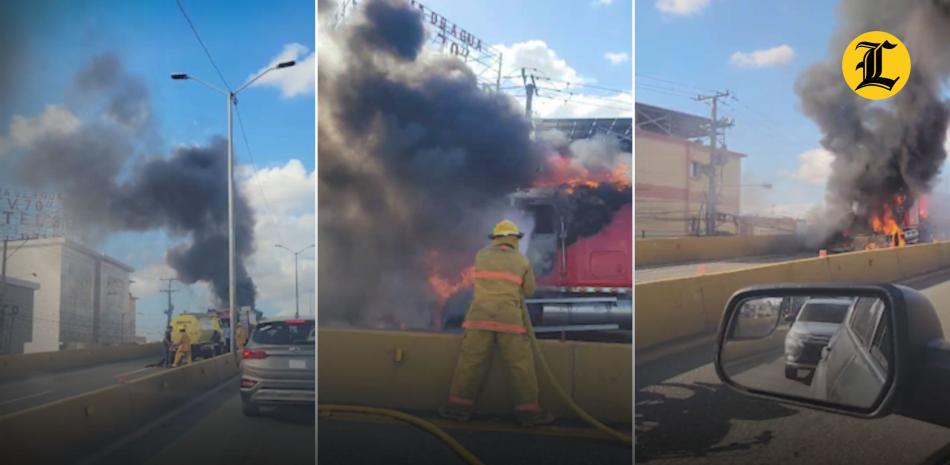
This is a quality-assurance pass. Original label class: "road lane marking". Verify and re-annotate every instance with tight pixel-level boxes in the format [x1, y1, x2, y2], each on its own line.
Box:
[0, 390, 54, 407]
[115, 367, 152, 378]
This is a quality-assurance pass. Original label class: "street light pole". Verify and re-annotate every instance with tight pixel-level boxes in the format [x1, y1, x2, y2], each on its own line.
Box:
[275, 244, 314, 320]
[226, 90, 236, 353]
[171, 60, 296, 354]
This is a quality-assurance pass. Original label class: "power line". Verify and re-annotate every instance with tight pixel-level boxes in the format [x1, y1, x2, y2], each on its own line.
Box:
[175, 0, 232, 91]
[636, 73, 716, 93]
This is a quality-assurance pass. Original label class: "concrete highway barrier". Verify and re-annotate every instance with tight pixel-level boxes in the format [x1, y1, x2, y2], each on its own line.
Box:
[0, 342, 163, 383]
[636, 242, 950, 353]
[636, 234, 807, 267]
[318, 328, 632, 424]
[0, 354, 238, 465]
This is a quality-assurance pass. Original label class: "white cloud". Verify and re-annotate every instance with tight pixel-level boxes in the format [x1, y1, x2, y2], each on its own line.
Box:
[656, 0, 711, 15]
[249, 43, 315, 98]
[494, 40, 586, 85]
[593, 0, 614, 5]
[730, 45, 795, 68]
[604, 52, 630, 65]
[0, 105, 80, 153]
[790, 148, 834, 185]
[239, 159, 316, 318]
[492, 40, 630, 118]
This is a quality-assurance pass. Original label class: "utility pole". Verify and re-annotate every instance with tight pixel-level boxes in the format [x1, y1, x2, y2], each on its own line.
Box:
[695, 90, 733, 236]
[159, 278, 177, 330]
[521, 67, 538, 119]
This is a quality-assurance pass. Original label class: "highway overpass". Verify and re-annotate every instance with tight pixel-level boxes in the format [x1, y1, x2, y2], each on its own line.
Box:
[0, 328, 631, 465]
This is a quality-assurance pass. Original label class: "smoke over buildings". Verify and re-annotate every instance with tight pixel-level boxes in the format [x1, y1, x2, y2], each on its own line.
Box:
[796, 0, 950, 239]
[5, 53, 257, 307]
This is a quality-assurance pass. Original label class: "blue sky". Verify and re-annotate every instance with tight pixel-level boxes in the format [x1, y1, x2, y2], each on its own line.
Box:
[1, 0, 314, 341]
[413, 0, 632, 118]
[637, 0, 843, 217]
[636, 0, 950, 219]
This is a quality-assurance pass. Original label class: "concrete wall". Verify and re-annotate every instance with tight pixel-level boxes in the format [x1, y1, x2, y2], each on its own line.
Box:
[0, 342, 162, 382]
[636, 242, 950, 353]
[6, 240, 63, 353]
[635, 130, 743, 238]
[636, 234, 807, 267]
[0, 277, 38, 354]
[0, 354, 237, 465]
[318, 329, 632, 424]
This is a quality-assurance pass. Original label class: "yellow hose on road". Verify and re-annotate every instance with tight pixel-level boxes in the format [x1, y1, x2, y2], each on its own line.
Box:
[319, 404, 486, 465]
[525, 315, 634, 446]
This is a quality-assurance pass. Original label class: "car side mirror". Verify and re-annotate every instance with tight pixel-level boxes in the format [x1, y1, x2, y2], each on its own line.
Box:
[715, 283, 946, 422]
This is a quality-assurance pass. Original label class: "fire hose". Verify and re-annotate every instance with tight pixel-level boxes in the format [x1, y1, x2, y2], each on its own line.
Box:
[523, 307, 634, 447]
[318, 305, 630, 464]
[318, 405, 486, 465]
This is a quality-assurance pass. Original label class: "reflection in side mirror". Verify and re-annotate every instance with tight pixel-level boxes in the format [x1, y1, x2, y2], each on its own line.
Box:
[720, 292, 893, 411]
[730, 297, 782, 339]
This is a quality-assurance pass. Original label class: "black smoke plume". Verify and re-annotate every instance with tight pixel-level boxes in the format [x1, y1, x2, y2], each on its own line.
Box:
[797, 0, 950, 240]
[7, 53, 257, 307]
[318, 0, 546, 327]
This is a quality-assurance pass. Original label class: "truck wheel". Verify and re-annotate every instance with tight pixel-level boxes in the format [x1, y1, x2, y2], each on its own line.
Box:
[242, 400, 261, 417]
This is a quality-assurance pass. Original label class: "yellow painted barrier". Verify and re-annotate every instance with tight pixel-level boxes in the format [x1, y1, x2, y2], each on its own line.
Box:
[318, 328, 631, 424]
[636, 235, 805, 267]
[637, 242, 950, 354]
[634, 277, 705, 349]
[0, 354, 238, 465]
[0, 342, 163, 382]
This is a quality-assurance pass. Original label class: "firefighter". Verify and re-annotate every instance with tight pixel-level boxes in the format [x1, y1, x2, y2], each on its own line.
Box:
[172, 328, 192, 367]
[440, 220, 555, 427]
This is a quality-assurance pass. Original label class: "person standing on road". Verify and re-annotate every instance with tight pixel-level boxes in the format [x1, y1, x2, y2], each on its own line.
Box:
[162, 326, 173, 368]
[440, 220, 555, 427]
[173, 328, 192, 367]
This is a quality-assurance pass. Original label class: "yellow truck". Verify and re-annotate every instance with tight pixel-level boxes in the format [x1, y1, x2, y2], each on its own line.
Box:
[171, 313, 226, 359]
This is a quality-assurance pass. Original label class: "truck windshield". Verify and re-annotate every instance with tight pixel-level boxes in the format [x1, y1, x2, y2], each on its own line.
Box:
[252, 321, 315, 346]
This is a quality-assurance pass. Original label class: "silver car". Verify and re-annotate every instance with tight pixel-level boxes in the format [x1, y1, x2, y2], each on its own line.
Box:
[240, 318, 315, 416]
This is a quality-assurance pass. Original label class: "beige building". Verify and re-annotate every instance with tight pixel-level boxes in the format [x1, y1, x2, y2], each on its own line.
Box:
[2, 238, 133, 353]
[635, 103, 745, 238]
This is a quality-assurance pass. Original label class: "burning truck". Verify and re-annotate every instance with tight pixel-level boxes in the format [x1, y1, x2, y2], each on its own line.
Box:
[438, 181, 633, 338]
[825, 194, 932, 253]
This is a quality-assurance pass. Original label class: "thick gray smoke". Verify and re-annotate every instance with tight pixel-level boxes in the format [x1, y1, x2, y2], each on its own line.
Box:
[318, 0, 546, 327]
[797, 0, 950, 241]
[8, 53, 257, 306]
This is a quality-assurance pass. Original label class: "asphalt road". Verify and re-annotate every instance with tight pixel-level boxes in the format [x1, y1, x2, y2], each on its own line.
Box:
[86, 377, 315, 465]
[0, 356, 162, 416]
[319, 413, 632, 465]
[635, 268, 950, 465]
[637, 253, 817, 283]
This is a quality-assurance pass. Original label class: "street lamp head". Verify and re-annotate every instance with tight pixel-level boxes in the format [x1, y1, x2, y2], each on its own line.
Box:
[763, 183, 774, 189]
[171, 73, 189, 80]
[276, 60, 296, 69]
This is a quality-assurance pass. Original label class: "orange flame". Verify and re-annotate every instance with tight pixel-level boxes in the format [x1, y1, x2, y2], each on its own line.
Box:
[426, 252, 474, 305]
[865, 199, 906, 250]
[534, 154, 630, 192]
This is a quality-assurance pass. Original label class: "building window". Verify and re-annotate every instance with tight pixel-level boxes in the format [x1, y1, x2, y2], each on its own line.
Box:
[690, 161, 704, 178]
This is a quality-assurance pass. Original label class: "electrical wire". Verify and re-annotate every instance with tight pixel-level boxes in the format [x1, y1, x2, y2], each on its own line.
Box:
[175, 0, 232, 91]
